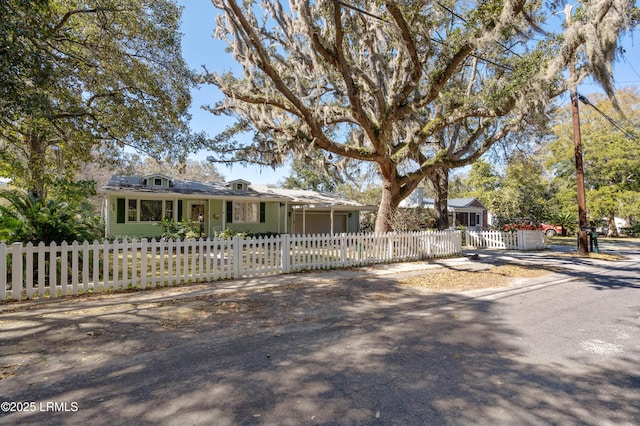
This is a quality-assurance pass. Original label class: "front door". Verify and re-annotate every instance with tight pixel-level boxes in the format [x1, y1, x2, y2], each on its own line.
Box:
[190, 203, 205, 222]
[190, 203, 205, 237]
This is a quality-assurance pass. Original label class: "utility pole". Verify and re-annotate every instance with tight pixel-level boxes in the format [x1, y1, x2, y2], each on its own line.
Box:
[570, 91, 589, 253]
[566, 4, 589, 254]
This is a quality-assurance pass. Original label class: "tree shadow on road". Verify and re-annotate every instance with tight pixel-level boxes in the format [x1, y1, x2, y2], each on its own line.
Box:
[468, 246, 640, 291]
[1, 274, 639, 425]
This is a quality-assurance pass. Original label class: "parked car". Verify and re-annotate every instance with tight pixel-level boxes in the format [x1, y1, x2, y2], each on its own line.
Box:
[539, 223, 563, 236]
[595, 217, 628, 235]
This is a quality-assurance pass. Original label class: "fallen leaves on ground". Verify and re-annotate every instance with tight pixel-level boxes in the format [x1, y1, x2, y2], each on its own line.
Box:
[399, 264, 552, 292]
[0, 365, 18, 380]
[553, 252, 624, 261]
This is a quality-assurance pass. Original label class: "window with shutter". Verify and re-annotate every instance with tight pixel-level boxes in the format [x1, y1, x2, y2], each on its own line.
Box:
[116, 198, 125, 223]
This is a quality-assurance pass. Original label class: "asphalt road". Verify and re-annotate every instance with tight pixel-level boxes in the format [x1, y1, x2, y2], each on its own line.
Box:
[1, 242, 639, 425]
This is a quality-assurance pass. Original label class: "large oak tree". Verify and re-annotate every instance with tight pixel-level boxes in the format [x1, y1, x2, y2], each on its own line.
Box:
[1, 0, 200, 199]
[204, 0, 635, 232]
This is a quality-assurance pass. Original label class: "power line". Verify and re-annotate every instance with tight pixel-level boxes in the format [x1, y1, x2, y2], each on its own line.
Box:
[434, 1, 523, 59]
[577, 93, 638, 140]
[332, 0, 387, 22]
[332, 0, 515, 71]
[621, 54, 640, 81]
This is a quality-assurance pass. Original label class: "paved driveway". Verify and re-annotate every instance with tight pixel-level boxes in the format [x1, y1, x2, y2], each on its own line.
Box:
[1, 242, 639, 425]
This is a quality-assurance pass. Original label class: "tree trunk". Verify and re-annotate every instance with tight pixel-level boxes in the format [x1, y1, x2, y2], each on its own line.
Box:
[26, 132, 48, 199]
[374, 164, 402, 234]
[607, 213, 619, 237]
[429, 167, 450, 230]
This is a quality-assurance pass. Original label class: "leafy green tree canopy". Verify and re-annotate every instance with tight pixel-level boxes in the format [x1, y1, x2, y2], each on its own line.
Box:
[492, 154, 551, 226]
[0, 0, 201, 199]
[282, 155, 339, 192]
[118, 155, 226, 183]
[451, 159, 501, 211]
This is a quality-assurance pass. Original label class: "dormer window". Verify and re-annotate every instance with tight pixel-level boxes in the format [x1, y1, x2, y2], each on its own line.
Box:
[142, 174, 171, 188]
[227, 179, 251, 192]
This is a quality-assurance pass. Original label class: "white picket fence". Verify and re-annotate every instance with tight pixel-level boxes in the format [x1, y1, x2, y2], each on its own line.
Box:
[0, 230, 462, 301]
[465, 229, 545, 250]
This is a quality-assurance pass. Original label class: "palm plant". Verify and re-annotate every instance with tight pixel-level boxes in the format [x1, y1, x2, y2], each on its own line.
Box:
[0, 190, 102, 244]
[552, 213, 577, 236]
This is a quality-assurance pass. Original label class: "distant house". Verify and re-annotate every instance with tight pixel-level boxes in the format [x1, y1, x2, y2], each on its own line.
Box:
[100, 175, 374, 238]
[400, 188, 488, 230]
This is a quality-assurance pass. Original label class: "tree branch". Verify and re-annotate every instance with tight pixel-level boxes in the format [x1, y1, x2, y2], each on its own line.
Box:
[52, 7, 124, 33]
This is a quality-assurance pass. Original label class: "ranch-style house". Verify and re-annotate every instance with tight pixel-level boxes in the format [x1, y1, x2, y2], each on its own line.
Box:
[101, 174, 374, 238]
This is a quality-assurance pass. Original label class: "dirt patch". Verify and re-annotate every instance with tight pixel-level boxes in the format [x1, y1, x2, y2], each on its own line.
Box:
[553, 252, 624, 261]
[399, 264, 552, 292]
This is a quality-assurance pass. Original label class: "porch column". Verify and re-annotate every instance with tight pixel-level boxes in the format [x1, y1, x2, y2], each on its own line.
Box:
[222, 198, 226, 231]
[208, 199, 212, 236]
[303, 205, 306, 235]
[104, 198, 109, 236]
[284, 202, 288, 234]
[330, 207, 334, 235]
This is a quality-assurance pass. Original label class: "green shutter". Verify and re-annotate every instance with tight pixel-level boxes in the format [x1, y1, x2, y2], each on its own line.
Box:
[260, 202, 266, 223]
[116, 198, 125, 223]
[177, 200, 183, 221]
[226, 201, 233, 223]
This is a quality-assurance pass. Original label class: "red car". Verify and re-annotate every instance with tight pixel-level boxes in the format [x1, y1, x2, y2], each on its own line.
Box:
[539, 223, 563, 236]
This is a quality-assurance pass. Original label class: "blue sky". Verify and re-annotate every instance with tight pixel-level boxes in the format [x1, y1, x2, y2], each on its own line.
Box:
[177, 1, 640, 185]
[177, 1, 288, 184]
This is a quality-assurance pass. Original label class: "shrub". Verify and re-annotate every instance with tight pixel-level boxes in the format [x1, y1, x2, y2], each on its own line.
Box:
[621, 223, 640, 237]
[216, 229, 248, 239]
[159, 218, 200, 240]
[0, 190, 102, 244]
[392, 207, 437, 232]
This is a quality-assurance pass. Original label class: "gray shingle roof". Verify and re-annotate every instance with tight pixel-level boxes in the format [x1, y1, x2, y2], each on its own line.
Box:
[101, 176, 373, 210]
[102, 175, 285, 199]
[249, 184, 369, 207]
[422, 197, 486, 209]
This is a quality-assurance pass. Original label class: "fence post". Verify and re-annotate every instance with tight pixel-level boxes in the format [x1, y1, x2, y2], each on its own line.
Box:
[516, 230, 524, 250]
[60, 241, 68, 296]
[232, 236, 241, 279]
[92, 240, 100, 293]
[12, 242, 23, 301]
[281, 234, 290, 274]
[383, 233, 389, 261]
[122, 239, 130, 289]
[72, 241, 80, 296]
[338, 233, 346, 266]
[150, 239, 158, 288]
[140, 239, 148, 289]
